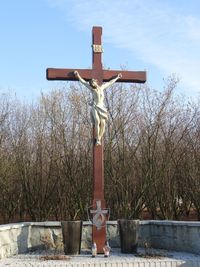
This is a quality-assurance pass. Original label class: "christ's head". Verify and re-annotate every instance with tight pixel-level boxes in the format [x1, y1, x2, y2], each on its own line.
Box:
[89, 79, 98, 89]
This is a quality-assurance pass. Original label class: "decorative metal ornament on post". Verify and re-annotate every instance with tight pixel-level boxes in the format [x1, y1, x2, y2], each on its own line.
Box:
[87, 200, 110, 230]
[46, 26, 146, 254]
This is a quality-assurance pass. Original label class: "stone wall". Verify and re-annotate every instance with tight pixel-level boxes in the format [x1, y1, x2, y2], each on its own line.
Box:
[0, 220, 200, 259]
[0, 222, 31, 259]
[141, 220, 200, 254]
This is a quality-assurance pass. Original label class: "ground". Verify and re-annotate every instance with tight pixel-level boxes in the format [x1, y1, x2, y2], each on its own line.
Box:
[0, 248, 200, 267]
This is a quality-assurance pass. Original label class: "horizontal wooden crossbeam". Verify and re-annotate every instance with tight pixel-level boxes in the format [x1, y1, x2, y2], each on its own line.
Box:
[46, 68, 146, 83]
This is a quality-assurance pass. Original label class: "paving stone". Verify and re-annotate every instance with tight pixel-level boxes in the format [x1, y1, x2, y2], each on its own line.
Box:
[0, 248, 200, 267]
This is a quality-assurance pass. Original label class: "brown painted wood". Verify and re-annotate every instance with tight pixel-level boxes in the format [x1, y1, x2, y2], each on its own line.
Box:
[92, 26, 103, 75]
[46, 68, 92, 81]
[91, 27, 106, 253]
[47, 68, 146, 83]
[46, 25, 146, 254]
[102, 70, 146, 83]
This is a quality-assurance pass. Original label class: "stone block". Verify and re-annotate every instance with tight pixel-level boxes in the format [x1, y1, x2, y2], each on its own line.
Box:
[52, 228, 63, 251]
[81, 223, 92, 249]
[0, 230, 12, 246]
[40, 228, 56, 249]
[0, 244, 18, 259]
[106, 222, 120, 248]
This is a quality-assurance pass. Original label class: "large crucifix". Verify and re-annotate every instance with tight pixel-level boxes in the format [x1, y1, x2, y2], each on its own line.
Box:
[46, 26, 146, 253]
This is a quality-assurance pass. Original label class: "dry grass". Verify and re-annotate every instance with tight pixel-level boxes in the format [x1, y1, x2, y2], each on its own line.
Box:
[40, 255, 71, 261]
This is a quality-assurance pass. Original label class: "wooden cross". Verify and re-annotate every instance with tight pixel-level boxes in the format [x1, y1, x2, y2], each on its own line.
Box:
[46, 26, 146, 253]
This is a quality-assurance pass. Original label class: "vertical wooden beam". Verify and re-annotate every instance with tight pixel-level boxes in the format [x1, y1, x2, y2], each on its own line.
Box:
[91, 26, 106, 253]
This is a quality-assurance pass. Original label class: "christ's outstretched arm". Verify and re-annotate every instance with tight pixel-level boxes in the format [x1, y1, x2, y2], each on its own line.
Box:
[74, 71, 91, 90]
[101, 73, 122, 90]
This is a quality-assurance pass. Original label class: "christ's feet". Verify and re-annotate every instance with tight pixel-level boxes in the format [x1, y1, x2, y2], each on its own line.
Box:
[96, 139, 101, 146]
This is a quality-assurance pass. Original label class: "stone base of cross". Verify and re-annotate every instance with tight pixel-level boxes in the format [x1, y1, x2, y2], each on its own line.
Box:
[46, 26, 146, 254]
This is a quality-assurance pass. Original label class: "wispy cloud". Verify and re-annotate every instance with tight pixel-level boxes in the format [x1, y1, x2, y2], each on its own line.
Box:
[47, 0, 200, 95]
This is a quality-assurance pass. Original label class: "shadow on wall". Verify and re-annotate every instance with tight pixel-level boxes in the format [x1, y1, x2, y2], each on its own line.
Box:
[16, 225, 30, 254]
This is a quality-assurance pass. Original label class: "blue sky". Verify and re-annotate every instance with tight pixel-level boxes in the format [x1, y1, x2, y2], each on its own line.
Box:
[1, 0, 200, 101]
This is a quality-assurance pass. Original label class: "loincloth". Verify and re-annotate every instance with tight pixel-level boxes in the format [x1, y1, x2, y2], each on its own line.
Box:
[91, 103, 108, 120]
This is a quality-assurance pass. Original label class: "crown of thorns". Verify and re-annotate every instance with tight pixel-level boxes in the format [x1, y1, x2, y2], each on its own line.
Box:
[89, 79, 98, 85]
